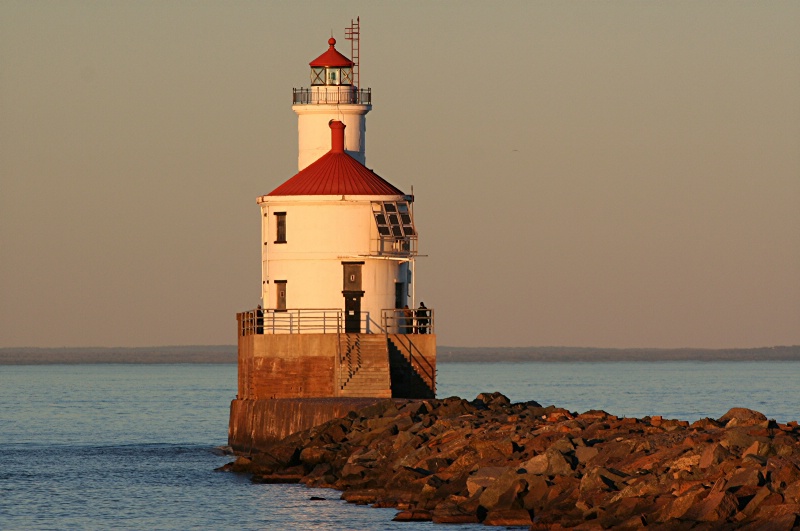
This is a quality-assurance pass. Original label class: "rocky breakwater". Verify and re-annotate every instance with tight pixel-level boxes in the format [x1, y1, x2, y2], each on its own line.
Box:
[221, 393, 800, 529]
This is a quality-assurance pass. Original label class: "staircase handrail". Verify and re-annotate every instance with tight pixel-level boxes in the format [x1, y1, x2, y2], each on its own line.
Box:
[339, 333, 365, 391]
[363, 312, 386, 334]
[388, 334, 436, 394]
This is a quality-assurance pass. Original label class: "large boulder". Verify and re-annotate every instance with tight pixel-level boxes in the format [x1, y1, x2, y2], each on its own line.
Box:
[473, 392, 512, 409]
[477, 469, 527, 511]
[579, 466, 627, 494]
[482, 508, 532, 526]
[690, 490, 740, 522]
[520, 447, 575, 476]
[431, 499, 480, 524]
[699, 442, 730, 469]
[466, 467, 508, 497]
[718, 407, 768, 427]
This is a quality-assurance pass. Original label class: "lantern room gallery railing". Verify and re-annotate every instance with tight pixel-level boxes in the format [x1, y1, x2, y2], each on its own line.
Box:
[238, 307, 434, 336]
[292, 88, 372, 105]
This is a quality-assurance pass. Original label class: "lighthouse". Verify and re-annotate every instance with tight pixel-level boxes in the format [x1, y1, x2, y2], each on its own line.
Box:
[229, 24, 437, 453]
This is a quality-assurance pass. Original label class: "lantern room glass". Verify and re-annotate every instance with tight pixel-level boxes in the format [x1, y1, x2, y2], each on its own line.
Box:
[310, 67, 353, 86]
[310, 67, 325, 86]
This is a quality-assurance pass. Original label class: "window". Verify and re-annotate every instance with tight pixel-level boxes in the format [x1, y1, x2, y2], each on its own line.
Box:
[275, 212, 286, 243]
[311, 67, 325, 85]
[371, 201, 417, 255]
[373, 201, 415, 239]
[397, 202, 415, 236]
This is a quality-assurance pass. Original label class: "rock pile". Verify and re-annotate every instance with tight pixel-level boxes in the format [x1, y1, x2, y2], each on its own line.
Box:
[222, 393, 800, 529]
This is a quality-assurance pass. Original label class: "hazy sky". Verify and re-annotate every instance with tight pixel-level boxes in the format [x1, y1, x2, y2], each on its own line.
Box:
[2, 2, 798, 349]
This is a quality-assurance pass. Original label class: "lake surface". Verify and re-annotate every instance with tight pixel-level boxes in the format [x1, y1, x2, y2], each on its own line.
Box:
[1, 361, 797, 530]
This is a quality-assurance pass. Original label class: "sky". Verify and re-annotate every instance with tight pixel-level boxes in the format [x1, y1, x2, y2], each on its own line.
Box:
[1, 1, 798, 349]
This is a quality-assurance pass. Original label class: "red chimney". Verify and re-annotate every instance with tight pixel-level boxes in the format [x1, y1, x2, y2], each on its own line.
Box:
[330, 120, 345, 153]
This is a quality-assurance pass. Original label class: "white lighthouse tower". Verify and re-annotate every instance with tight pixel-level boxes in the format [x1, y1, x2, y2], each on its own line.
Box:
[292, 36, 371, 171]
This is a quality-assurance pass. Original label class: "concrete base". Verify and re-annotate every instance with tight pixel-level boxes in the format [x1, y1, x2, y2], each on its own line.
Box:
[236, 331, 436, 399]
[230, 330, 436, 454]
[229, 397, 384, 454]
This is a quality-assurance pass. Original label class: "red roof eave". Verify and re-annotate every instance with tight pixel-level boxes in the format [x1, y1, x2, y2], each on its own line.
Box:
[267, 154, 403, 197]
[309, 38, 354, 68]
[309, 49, 354, 68]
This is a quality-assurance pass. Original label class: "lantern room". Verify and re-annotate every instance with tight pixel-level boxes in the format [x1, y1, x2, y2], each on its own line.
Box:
[310, 38, 354, 86]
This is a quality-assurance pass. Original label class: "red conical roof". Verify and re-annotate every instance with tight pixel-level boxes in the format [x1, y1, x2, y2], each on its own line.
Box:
[309, 37, 354, 68]
[268, 121, 403, 196]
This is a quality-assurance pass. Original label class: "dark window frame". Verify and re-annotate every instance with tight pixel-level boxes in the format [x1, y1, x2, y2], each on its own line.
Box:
[371, 201, 417, 240]
[274, 212, 287, 244]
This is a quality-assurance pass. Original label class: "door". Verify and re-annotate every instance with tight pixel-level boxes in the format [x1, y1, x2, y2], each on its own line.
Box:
[344, 294, 361, 333]
[342, 262, 364, 333]
[275, 280, 287, 311]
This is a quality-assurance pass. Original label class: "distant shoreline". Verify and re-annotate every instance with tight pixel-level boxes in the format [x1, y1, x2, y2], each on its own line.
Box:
[1, 345, 798, 365]
[438, 345, 800, 363]
[0, 346, 237, 365]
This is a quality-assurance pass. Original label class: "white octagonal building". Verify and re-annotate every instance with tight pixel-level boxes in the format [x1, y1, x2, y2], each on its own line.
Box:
[257, 119, 418, 333]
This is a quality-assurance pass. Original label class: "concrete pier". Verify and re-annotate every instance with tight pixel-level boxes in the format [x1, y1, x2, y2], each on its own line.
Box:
[228, 397, 384, 453]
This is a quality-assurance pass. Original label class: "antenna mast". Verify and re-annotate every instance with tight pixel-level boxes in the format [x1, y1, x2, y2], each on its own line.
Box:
[345, 17, 360, 89]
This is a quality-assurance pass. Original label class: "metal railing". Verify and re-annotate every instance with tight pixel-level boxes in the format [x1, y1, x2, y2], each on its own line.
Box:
[292, 88, 371, 105]
[239, 308, 343, 335]
[371, 236, 418, 257]
[238, 308, 393, 335]
[363, 313, 385, 334]
[338, 333, 361, 390]
[381, 308, 434, 335]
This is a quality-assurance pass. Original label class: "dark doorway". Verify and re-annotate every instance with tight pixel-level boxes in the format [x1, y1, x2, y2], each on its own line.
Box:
[395, 282, 405, 309]
[342, 262, 365, 333]
[344, 294, 361, 333]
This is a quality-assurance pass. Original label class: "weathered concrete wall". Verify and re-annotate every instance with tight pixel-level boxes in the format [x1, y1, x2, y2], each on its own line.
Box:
[237, 331, 254, 398]
[229, 397, 382, 453]
[231, 332, 437, 452]
[237, 332, 436, 400]
[237, 333, 340, 399]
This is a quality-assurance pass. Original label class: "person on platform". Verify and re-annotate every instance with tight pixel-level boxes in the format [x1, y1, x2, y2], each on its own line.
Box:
[416, 302, 429, 334]
[256, 304, 264, 334]
[401, 305, 413, 334]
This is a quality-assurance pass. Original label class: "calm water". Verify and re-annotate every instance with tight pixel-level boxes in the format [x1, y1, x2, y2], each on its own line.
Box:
[0, 361, 797, 530]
